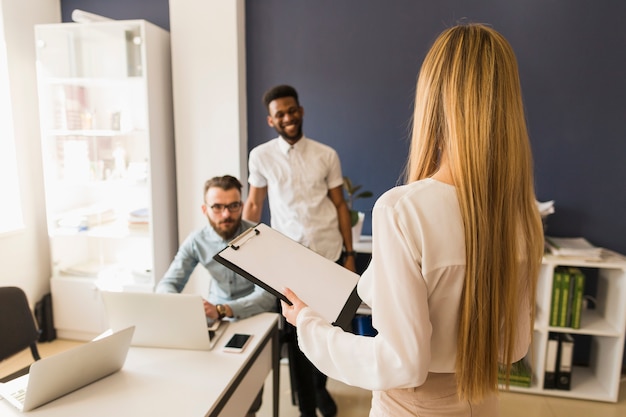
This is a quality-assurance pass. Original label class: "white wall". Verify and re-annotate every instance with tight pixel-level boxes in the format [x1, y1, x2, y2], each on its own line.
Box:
[0, 0, 61, 305]
[169, 0, 247, 242]
[168, 0, 247, 294]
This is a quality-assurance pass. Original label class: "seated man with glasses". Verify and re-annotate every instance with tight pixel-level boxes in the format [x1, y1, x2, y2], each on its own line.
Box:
[156, 175, 275, 417]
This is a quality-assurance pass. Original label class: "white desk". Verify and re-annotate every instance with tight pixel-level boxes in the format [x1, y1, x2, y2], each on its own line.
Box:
[0, 312, 280, 417]
[353, 235, 372, 254]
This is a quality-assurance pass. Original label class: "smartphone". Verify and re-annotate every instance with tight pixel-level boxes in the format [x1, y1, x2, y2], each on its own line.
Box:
[223, 333, 252, 353]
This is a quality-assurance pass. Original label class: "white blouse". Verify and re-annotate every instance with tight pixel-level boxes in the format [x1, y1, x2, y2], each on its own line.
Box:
[295, 178, 531, 391]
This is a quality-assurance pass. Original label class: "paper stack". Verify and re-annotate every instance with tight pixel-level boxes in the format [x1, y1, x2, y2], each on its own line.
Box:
[545, 237, 603, 260]
[536, 200, 555, 217]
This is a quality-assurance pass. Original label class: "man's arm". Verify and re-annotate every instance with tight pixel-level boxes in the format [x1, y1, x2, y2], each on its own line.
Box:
[223, 286, 277, 319]
[328, 185, 356, 272]
[243, 185, 268, 222]
[155, 238, 198, 293]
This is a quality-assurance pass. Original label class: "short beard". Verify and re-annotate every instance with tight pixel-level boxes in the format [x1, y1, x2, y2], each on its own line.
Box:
[209, 216, 242, 241]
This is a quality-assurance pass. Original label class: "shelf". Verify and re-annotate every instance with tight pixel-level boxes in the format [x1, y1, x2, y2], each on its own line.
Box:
[36, 19, 177, 341]
[543, 251, 626, 269]
[52, 221, 149, 239]
[47, 128, 140, 137]
[530, 255, 626, 402]
[507, 366, 617, 402]
[543, 310, 622, 337]
[43, 76, 144, 86]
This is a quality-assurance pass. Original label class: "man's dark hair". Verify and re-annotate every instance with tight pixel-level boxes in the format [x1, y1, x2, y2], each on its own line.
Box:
[262, 84, 299, 110]
[204, 175, 242, 197]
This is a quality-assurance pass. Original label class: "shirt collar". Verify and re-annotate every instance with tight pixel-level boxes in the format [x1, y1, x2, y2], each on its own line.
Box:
[278, 135, 307, 155]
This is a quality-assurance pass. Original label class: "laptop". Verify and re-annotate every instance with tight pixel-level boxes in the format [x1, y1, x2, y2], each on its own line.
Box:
[0, 326, 134, 412]
[100, 291, 228, 350]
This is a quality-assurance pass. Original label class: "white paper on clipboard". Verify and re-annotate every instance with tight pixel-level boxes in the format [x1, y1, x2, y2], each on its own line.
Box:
[213, 223, 361, 330]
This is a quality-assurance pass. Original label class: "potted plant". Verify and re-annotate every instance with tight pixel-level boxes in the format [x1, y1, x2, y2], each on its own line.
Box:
[343, 176, 373, 241]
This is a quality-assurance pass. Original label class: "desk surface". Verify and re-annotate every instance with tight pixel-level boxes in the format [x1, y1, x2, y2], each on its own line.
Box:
[0, 312, 279, 416]
[354, 235, 372, 254]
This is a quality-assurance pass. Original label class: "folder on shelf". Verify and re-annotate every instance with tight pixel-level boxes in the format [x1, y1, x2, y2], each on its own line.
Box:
[564, 270, 576, 328]
[558, 270, 572, 327]
[543, 332, 559, 389]
[557, 333, 574, 390]
[568, 268, 586, 329]
[499, 358, 532, 388]
[550, 269, 563, 327]
[213, 223, 361, 330]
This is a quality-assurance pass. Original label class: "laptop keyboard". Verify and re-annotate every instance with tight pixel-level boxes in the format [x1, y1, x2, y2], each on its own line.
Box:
[12, 388, 26, 404]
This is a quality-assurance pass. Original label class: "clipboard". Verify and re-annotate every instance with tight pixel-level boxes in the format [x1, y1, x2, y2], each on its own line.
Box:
[213, 223, 361, 330]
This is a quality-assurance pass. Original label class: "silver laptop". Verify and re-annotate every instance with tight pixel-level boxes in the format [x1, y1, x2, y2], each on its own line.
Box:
[0, 326, 134, 412]
[100, 291, 228, 350]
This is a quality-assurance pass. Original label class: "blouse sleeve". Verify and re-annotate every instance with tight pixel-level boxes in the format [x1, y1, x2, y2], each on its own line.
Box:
[295, 201, 433, 390]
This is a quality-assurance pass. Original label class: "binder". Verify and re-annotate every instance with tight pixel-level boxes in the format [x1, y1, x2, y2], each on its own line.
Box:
[564, 269, 576, 327]
[557, 333, 574, 390]
[568, 268, 586, 329]
[558, 269, 572, 327]
[543, 332, 559, 389]
[213, 223, 361, 330]
[549, 270, 563, 326]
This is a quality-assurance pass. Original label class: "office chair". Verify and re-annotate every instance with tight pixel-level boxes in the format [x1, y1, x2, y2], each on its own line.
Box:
[0, 286, 41, 383]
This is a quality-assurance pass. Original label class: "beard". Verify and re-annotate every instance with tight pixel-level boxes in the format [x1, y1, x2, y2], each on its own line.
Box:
[209, 216, 242, 240]
[274, 120, 303, 142]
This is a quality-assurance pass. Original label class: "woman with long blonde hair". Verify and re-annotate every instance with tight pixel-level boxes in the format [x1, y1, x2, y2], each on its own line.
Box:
[282, 23, 544, 416]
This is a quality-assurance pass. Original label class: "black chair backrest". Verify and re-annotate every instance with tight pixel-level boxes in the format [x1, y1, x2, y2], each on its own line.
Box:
[0, 287, 41, 361]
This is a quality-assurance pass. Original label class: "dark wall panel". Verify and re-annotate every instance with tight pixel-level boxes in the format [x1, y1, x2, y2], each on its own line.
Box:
[61, 0, 169, 30]
[245, 0, 626, 254]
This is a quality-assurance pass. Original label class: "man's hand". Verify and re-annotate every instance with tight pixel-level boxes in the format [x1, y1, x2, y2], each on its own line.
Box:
[343, 255, 356, 272]
[281, 287, 308, 326]
[203, 299, 219, 320]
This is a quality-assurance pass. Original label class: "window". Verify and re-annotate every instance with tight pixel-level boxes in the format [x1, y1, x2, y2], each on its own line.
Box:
[0, 33, 25, 234]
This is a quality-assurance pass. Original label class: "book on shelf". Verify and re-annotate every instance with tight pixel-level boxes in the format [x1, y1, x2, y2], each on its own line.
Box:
[56, 204, 116, 229]
[550, 267, 586, 329]
[558, 269, 572, 327]
[499, 358, 532, 388]
[568, 268, 585, 329]
[549, 268, 564, 326]
[543, 332, 559, 389]
[128, 207, 149, 226]
[556, 333, 574, 390]
[545, 236, 602, 260]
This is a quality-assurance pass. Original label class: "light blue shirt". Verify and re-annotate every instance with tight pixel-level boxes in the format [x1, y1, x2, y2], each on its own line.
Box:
[156, 220, 276, 319]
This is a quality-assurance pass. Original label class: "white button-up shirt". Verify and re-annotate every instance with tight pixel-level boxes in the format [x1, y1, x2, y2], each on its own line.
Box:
[248, 136, 345, 261]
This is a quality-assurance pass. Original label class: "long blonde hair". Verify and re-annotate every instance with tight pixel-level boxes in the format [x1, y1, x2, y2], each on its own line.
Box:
[406, 24, 544, 401]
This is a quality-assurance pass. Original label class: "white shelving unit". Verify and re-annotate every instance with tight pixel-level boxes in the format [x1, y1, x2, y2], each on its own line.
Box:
[353, 237, 625, 402]
[511, 251, 626, 402]
[34, 20, 177, 340]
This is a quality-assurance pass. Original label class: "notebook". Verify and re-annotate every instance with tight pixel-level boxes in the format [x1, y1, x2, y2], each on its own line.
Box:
[214, 223, 361, 331]
[0, 326, 134, 412]
[100, 291, 228, 350]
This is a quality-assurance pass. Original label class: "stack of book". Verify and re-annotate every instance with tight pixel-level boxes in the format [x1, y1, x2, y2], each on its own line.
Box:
[544, 332, 574, 390]
[128, 207, 149, 227]
[549, 267, 586, 329]
[545, 237, 602, 260]
[499, 358, 532, 388]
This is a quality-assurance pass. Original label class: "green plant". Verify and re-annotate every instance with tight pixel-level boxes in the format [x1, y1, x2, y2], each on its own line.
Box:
[343, 176, 373, 226]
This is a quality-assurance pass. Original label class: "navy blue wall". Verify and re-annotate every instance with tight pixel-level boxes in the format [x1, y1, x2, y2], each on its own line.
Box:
[61, 0, 170, 30]
[246, 0, 626, 251]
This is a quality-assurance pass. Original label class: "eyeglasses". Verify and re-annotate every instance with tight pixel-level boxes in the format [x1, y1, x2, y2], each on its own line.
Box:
[209, 201, 243, 213]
